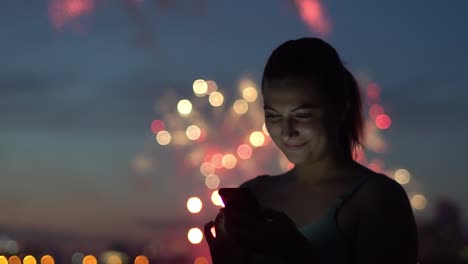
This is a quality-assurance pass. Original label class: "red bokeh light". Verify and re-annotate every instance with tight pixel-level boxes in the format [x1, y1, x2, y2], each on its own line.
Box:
[366, 83, 381, 101]
[375, 114, 392, 129]
[48, 0, 94, 30]
[294, 0, 331, 35]
[151, 119, 165, 134]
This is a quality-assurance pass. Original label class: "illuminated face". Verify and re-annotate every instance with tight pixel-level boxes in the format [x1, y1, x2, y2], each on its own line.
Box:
[263, 78, 336, 165]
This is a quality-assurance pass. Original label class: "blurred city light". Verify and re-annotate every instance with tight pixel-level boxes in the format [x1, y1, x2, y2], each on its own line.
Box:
[187, 228, 203, 244]
[187, 197, 203, 213]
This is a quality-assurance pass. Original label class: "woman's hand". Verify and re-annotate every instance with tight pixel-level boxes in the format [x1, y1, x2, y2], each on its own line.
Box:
[225, 208, 316, 262]
[204, 210, 252, 264]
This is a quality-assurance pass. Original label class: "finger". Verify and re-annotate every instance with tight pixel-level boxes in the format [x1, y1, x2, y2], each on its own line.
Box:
[214, 212, 226, 235]
[203, 221, 215, 244]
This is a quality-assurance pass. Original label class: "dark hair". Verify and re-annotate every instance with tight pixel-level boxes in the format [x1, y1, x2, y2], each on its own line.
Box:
[261, 37, 364, 159]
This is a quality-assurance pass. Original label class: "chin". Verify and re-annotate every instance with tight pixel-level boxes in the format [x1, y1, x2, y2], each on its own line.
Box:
[283, 152, 309, 165]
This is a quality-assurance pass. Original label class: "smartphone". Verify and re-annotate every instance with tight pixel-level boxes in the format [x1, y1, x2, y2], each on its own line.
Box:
[218, 187, 261, 214]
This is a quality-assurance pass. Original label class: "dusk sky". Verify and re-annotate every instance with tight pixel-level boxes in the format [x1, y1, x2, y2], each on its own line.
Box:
[1, 0, 467, 242]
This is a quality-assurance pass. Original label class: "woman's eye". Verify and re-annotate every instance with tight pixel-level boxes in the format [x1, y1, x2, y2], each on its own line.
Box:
[265, 114, 281, 120]
[295, 113, 313, 119]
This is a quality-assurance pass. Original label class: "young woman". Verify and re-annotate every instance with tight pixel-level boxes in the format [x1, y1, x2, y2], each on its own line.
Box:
[204, 38, 419, 264]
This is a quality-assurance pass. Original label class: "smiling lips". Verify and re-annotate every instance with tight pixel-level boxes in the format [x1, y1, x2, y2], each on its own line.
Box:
[283, 142, 307, 150]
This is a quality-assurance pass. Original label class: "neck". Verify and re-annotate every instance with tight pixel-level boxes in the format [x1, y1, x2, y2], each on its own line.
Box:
[290, 152, 355, 185]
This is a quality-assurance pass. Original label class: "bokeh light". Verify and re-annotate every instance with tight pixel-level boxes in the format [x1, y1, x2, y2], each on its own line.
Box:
[410, 194, 427, 210]
[242, 87, 258, 103]
[233, 100, 249, 115]
[187, 197, 203, 213]
[24, 255, 37, 264]
[209, 92, 224, 107]
[151, 119, 165, 134]
[200, 162, 215, 176]
[367, 82, 381, 100]
[177, 99, 193, 116]
[8, 256, 21, 264]
[106, 255, 122, 264]
[0, 256, 7, 264]
[211, 190, 224, 207]
[187, 228, 203, 244]
[294, 0, 331, 35]
[394, 169, 411, 185]
[210, 154, 224, 169]
[48, 0, 94, 30]
[205, 174, 220, 189]
[82, 255, 97, 264]
[237, 144, 253, 160]
[249, 131, 265, 147]
[193, 79, 208, 96]
[186, 125, 202, 141]
[222, 154, 237, 169]
[375, 114, 392, 129]
[134, 255, 149, 264]
[40, 255, 55, 264]
[194, 256, 209, 264]
[156, 130, 171, 145]
[206, 80, 218, 94]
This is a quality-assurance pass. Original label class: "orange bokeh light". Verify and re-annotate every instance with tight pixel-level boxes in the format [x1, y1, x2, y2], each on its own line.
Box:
[8, 256, 21, 264]
[134, 255, 149, 264]
[40, 255, 55, 264]
[82, 255, 97, 264]
[194, 256, 209, 264]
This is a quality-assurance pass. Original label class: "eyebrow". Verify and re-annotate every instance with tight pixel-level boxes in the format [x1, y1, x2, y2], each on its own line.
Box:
[264, 103, 321, 112]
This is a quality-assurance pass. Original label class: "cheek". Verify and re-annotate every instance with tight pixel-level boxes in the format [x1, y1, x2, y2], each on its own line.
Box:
[265, 120, 326, 138]
[298, 121, 327, 137]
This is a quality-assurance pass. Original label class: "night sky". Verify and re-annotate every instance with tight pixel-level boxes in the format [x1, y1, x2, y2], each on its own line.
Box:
[1, 0, 467, 241]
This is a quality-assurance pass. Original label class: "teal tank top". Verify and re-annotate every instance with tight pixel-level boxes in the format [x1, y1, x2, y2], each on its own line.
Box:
[249, 174, 371, 264]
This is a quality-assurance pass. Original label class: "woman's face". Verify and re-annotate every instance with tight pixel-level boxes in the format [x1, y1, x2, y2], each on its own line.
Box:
[263, 78, 336, 165]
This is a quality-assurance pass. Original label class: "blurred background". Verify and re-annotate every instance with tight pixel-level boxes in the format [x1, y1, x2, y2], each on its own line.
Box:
[1, 0, 467, 263]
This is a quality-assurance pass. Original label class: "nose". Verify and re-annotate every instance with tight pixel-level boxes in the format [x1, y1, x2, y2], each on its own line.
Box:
[280, 117, 299, 141]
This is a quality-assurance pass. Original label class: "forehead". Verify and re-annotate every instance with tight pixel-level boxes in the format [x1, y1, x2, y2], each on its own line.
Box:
[262, 78, 325, 108]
